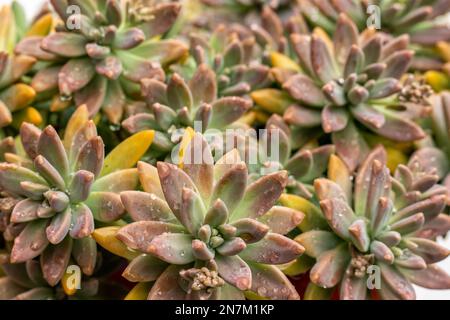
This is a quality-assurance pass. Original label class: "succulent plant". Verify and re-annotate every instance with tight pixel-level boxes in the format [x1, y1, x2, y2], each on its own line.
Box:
[293, 146, 450, 300]
[0, 105, 153, 287]
[95, 132, 304, 300]
[122, 65, 253, 157]
[0, 3, 42, 130]
[15, 0, 187, 124]
[175, 23, 272, 97]
[299, 0, 450, 46]
[255, 14, 429, 171]
[208, 114, 335, 198]
[0, 261, 99, 300]
[410, 93, 450, 198]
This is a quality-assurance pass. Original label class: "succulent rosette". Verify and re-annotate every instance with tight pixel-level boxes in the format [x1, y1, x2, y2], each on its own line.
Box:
[292, 146, 450, 300]
[208, 114, 335, 198]
[256, 14, 430, 170]
[15, 0, 187, 124]
[0, 105, 154, 287]
[122, 64, 253, 157]
[95, 133, 304, 300]
[299, 0, 450, 46]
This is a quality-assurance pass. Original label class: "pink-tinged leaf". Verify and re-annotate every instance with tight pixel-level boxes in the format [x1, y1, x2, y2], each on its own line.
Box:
[38, 126, 69, 179]
[179, 188, 206, 234]
[283, 105, 322, 128]
[381, 50, 414, 80]
[117, 221, 185, 253]
[322, 105, 349, 133]
[340, 264, 368, 300]
[41, 33, 87, 57]
[148, 233, 194, 264]
[282, 74, 325, 107]
[311, 34, 338, 83]
[31, 66, 60, 93]
[379, 263, 416, 300]
[136, 3, 181, 38]
[147, 265, 186, 300]
[404, 237, 450, 264]
[320, 198, 356, 240]
[85, 192, 124, 222]
[215, 254, 252, 291]
[72, 236, 97, 275]
[120, 191, 175, 222]
[20, 122, 41, 159]
[351, 104, 386, 129]
[211, 162, 247, 215]
[240, 233, 304, 264]
[333, 14, 358, 66]
[295, 230, 341, 258]
[11, 199, 40, 223]
[231, 171, 288, 221]
[11, 219, 49, 263]
[34, 155, 66, 190]
[310, 244, 350, 288]
[95, 56, 123, 80]
[182, 133, 214, 201]
[157, 162, 197, 217]
[46, 207, 71, 245]
[257, 206, 304, 235]
[69, 203, 94, 239]
[123, 254, 167, 282]
[248, 262, 300, 300]
[354, 145, 386, 215]
[40, 236, 72, 286]
[209, 97, 252, 129]
[401, 264, 450, 289]
[74, 75, 107, 117]
[332, 121, 370, 171]
[369, 109, 425, 142]
[58, 58, 95, 96]
[15, 37, 57, 60]
[189, 64, 217, 105]
[75, 136, 104, 178]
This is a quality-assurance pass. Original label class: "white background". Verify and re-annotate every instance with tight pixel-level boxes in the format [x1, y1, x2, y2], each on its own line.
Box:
[1, 0, 449, 300]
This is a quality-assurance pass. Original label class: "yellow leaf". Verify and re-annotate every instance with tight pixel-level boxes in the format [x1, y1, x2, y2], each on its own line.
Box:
[304, 282, 333, 300]
[250, 89, 294, 114]
[236, 111, 256, 126]
[278, 255, 315, 276]
[425, 70, 450, 92]
[279, 194, 327, 232]
[386, 146, 408, 173]
[61, 269, 78, 296]
[100, 130, 155, 177]
[125, 282, 153, 300]
[0, 84, 35, 111]
[63, 105, 89, 149]
[253, 109, 269, 124]
[436, 41, 450, 62]
[178, 127, 195, 169]
[92, 227, 139, 260]
[270, 52, 301, 71]
[328, 154, 352, 201]
[26, 13, 53, 37]
[50, 95, 71, 112]
[244, 291, 269, 300]
[11, 107, 42, 129]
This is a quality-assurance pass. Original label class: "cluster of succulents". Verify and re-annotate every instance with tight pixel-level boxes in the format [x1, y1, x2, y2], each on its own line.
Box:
[0, 0, 449, 300]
